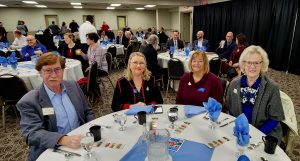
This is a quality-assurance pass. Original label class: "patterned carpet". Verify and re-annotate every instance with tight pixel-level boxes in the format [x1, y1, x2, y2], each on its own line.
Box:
[0, 68, 299, 161]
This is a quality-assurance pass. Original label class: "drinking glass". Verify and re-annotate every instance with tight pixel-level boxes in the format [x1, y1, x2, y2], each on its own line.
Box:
[80, 132, 97, 161]
[168, 107, 178, 129]
[208, 113, 217, 130]
[236, 140, 248, 157]
[117, 114, 127, 131]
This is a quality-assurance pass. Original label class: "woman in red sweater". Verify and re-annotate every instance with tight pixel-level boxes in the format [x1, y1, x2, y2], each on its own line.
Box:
[176, 51, 223, 106]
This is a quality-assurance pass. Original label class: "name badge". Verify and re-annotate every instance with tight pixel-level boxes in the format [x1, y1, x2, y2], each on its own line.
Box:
[42, 107, 55, 115]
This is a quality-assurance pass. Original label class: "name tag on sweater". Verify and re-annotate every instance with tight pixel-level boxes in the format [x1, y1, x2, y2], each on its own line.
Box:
[42, 107, 54, 115]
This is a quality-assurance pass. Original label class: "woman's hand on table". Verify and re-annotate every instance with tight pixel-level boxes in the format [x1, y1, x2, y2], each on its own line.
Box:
[58, 135, 82, 149]
[130, 102, 146, 108]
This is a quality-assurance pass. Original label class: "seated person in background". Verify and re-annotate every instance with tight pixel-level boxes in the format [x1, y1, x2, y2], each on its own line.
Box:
[136, 27, 144, 38]
[0, 32, 9, 44]
[82, 32, 108, 76]
[10, 30, 27, 49]
[139, 31, 151, 52]
[41, 28, 57, 51]
[125, 30, 139, 51]
[116, 30, 129, 47]
[225, 45, 284, 143]
[99, 30, 108, 42]
[106, 29, 115, 42]
[21, 35, 47, 61]
[176, 50, 223, 106]
[216, 31, 236, 60]
[17, 53, 94, 161]
[157, 27, 169, 44]
[193, 30, 209, 51]
[111, 52, 163, 112]
[167, 30, 184, 50]
[58, 33, 89, 72]
[220, 33, 247, 78]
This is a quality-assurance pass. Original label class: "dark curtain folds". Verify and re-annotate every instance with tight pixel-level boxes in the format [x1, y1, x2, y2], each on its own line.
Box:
[193, 0, 299, 74]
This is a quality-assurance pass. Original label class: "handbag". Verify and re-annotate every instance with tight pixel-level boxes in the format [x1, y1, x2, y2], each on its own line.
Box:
[227, 67, 238, 79]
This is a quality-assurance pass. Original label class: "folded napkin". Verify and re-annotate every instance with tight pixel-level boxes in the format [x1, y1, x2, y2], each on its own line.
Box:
[125, 105, 153, 115]
[120, 139, 214, 161]
[204, 97, 222, 122]
[237, 155, 250, 161]
[185, 47, 190, 57]
[233, 113, 250, 146]
[0, 56, 7, 66]
[184, 105, 207, 118]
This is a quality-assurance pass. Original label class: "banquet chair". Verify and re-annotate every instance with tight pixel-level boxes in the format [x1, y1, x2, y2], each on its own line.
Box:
[107, 45, 118, 69]
[279, 91, 298, 155]
[86, 62, 101, 102]
[166, 58, 185, 97]
[125, 44, 134, 65]
[98, 52, 114, 89]
[0, 74, 28, 131]
[209, 57, 221, 76]
[160, 43, 167, 52]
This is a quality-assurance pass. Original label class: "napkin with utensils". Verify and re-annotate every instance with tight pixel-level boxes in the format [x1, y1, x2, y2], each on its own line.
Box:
[203, 97, 222, 122]
[184, 105, 207, 118]
[233, 113, 250, 146]
[125, 105, 153, 115]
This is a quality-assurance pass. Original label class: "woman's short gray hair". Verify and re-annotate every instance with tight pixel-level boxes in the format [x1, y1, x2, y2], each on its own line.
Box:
[239, 45, 269, 73]
[148, 34, 159, 45]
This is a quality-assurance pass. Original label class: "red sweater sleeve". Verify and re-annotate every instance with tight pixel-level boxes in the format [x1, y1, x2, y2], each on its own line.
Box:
[210, 76, 224, 104]
[176, 74, 188, 104]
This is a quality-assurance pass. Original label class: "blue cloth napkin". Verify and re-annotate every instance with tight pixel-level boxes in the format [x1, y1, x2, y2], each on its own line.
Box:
[170, 46, 175, 55]
[0, 56, 7, 64]
[233, 113, 250, 146]
[204, 97, 222, 122]
[120, 139, 214, 161]
[237, 155, 250, 161]
[185, 47, 190, 57]
[125, 105, 153, 115]
[184, 105, 207, 118]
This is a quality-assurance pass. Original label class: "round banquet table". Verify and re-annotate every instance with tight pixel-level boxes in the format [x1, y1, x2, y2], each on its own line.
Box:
[37, 105, 291, 161]
[0, 58, 84, 90]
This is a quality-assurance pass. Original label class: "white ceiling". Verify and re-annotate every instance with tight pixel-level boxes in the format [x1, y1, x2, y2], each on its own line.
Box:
[0, 0, 203, 10]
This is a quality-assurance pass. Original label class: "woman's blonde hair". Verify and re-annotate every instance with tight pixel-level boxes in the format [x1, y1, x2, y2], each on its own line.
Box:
[124, 52, 151, 81]
[188, 50, 209, 74]
[239, 45, 269, 73]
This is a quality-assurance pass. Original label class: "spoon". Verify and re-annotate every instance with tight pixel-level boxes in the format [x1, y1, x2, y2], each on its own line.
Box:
[248, 141, 263, 150]
[64, 153, 72, 161]
[260, 157, 268, 161]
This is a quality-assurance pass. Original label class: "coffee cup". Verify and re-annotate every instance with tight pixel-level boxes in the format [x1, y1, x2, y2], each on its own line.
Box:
[262, 135, 278, 154]
[89, 125, 101, 142]
[134, 111, 147, 125]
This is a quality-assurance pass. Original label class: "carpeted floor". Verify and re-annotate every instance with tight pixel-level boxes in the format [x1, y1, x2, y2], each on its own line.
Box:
[0, 68, 299, 161]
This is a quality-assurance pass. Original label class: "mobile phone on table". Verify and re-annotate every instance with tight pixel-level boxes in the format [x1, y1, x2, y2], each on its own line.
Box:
[153, 105, 163, 114]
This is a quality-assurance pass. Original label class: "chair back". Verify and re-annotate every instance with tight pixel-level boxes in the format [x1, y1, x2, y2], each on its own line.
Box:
[87, 62, 98, 92]
[0, 74, 28, 103]
[125, 44, 134, 64]
[105, 52, 113, 74]
[107, 46, 117, 58]
[209, 57, 221, 76]
[167, 58, 185, 80]
[160, 43, 167, 52]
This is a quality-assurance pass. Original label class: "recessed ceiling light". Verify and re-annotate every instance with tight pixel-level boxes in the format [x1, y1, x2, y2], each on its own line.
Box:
[110, 4, 121, 7]
[70, 2, 81, 5]
[106, 7, 115, 9]
[22, 1, 38, 4]
[144, 5, 156, 8]
[0, 4, 7, 7]
[73, 6, 82, 8]
[35, 5, 47, 8]
[136, 8, 145, 10]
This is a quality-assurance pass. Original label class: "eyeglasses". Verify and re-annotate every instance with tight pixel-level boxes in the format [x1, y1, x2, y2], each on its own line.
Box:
[192, 59, 204, 64]
[243, 61, 262, 67]
[26, 39, 34, 42]
[42, 67, 62, 74]
[131, 61, 145, 66]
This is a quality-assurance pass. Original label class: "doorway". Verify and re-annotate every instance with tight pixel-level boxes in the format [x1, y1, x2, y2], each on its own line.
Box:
[117, 16, 127, 30]
[182, 13, 191, 45]
[45, 15, 58, 27]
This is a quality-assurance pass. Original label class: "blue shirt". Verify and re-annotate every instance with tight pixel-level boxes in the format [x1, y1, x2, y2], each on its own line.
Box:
[21, 44, 47, 61]
[44, 83, 80, 134]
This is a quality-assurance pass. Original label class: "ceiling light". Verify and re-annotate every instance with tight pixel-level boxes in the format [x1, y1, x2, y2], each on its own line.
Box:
[70, 2, 81, 5]
[136, 8, 145, 10]
[0, 4, 7, 7]
[144, 5, 156, 8]
[110, 4, 121, 7]
[73, 6, 82, 8]
[22, 1, 38, 4]
[106, 7, 115, 9]
[35, 5, 47, 8]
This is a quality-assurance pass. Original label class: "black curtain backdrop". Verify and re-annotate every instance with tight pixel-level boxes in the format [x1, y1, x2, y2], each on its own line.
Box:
[193, 0, 299, 74]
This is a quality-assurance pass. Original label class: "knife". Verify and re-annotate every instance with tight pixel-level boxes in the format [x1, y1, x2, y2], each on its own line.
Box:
[219, 120, 235, 127]
[53, 148, 82, 157]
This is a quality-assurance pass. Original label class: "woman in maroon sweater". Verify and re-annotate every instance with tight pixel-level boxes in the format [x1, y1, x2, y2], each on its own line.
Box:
[111, 52, 163, 112]
[176, 51, 223, 106]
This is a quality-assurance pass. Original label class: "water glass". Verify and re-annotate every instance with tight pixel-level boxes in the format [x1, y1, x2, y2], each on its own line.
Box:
[147, 129, 170, 161]
[168, 107, 178, 129]
[80, 132, 97, 161]
[117, 114, 127, 131]
[208, 113, 217, 130]
[236, 139, 248, 157]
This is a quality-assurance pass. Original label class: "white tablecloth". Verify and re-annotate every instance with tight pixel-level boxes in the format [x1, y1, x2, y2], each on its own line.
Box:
[102, 44, 124, 55]
[37, 105, 291, 161]
[0, 59, 84, 90]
